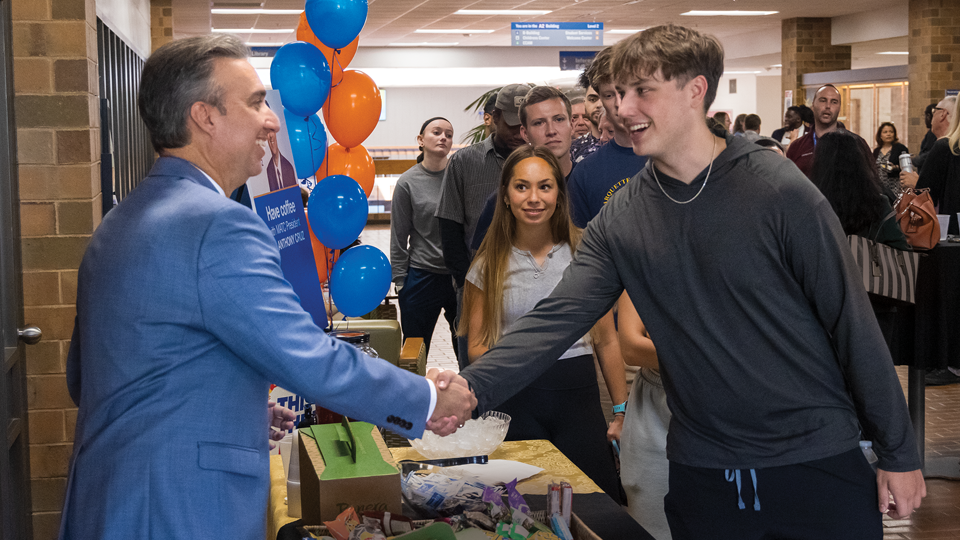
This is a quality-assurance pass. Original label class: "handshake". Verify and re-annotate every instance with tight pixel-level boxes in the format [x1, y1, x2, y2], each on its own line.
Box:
[425, 368, 478, 436]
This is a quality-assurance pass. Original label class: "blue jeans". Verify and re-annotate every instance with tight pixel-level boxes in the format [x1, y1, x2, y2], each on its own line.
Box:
[397, 267, 457, 360]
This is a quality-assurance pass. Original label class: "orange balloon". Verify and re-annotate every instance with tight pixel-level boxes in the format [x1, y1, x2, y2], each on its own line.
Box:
[316, 143, 375, 197]
[296, 13, 358, 82]
[322, 70, 381, 149]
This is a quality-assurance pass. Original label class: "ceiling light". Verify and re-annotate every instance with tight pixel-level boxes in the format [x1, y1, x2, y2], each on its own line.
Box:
[456, 9, 552, 16]
[771, 64, 782, 68]
[723, 71, 762, 74]
[682, 10, 778, 16]
[606, 29, 645, 34]
[877, 51, 909, 55]
[212, 28, 295, 33]
[415, 29, 494, 34]
[211, 9, 303, 15]
[388, 42, 459, 47]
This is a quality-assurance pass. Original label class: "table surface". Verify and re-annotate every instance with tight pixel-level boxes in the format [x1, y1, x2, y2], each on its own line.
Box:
[268, 439, 608, 539]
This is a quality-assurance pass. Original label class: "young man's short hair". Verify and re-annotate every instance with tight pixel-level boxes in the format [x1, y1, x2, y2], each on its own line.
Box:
[583, 47, 615, 92]
[744, 114, 761, 131]
[610, 24, 724, 114]
[519, 86, 572, 127]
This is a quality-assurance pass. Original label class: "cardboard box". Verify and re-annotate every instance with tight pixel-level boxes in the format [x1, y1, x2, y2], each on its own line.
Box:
[297, 419, 401, 523]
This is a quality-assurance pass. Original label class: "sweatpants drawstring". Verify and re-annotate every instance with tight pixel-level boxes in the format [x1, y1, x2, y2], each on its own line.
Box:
[724, 469, 761, 511]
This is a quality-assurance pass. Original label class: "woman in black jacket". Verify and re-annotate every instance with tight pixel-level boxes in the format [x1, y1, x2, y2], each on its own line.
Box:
[873, 122, 910, 195]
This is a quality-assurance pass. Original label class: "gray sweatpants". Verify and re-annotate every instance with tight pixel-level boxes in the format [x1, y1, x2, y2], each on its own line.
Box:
[620, 367, 672, 540]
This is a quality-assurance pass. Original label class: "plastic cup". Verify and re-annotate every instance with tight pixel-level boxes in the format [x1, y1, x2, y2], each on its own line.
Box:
[938, 215, 950, 241]
[279, 432, 293, 479]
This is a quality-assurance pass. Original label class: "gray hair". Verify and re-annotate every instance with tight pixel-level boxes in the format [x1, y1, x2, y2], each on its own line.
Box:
[138, 34, 250, 152]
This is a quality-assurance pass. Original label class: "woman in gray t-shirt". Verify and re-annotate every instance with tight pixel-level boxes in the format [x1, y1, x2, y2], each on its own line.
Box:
[460, 145, 627, 503]
[390, 117, 458, 359]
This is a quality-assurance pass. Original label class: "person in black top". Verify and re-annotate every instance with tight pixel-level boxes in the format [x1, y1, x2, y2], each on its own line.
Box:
[872, 122, 910, 195]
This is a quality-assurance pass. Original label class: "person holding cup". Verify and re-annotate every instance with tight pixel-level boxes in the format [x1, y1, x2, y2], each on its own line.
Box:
[914, 97, 960, 235]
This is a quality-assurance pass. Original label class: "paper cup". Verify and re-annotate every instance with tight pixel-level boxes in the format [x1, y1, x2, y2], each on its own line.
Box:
[938, 215, 950, 241]
[279, 432, 293, 479]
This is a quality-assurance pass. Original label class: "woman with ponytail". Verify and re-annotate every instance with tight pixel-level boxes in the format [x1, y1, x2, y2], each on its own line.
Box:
[390, 117, 458, 359]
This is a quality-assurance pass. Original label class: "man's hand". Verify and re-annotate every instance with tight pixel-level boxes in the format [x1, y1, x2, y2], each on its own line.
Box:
[267, 400, 297, 449]
[900, 170, 919, 189]
[877, 468, 926, 519]
[425, 369, 477, 436]
[607, 415, 624, 443]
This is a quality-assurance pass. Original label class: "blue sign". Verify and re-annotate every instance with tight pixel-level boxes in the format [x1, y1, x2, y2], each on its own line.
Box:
[559, 51, 598, 71]
[254, 186, 327, 327]
[512, 22, 603, 47]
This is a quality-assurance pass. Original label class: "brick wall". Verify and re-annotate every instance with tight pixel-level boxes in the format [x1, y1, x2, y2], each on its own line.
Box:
[781, 18, 851, 107]
[12, 0, 100, 536]
[907, 0, 960, 152]
[151, 0, 172, 52]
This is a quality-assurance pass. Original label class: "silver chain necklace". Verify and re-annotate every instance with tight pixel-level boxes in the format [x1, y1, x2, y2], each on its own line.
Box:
[652, 136, 717, 205]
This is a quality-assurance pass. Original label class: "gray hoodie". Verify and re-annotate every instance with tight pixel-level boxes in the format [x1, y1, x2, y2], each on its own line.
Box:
[460, 135, 919, 473]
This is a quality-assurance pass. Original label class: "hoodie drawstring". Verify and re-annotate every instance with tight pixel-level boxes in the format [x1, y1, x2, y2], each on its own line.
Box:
[724, 469, 761, 511]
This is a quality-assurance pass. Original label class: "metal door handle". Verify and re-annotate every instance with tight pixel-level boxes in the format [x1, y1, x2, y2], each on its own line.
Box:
[18, 325, 41, 345]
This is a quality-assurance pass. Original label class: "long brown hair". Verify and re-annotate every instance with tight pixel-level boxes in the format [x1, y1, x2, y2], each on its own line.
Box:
[459, 146, 581, 347]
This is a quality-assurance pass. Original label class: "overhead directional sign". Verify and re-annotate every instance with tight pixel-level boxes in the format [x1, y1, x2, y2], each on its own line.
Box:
[512, 22, 603, 47]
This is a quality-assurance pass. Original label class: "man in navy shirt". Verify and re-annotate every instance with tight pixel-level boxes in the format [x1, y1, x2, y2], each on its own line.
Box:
[568, 47, 648, 228]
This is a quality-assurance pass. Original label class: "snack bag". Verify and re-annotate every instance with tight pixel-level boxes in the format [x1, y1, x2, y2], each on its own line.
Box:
[482, 486, 509, 522]
[347, 516, 388, 540]
[324, 508, 360, 540]
[496, 521, 529, 540]
[503, 479, 530, 514]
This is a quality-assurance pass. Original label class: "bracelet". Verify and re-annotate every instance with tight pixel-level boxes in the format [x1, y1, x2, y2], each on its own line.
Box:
[613, 412, 625, 417]
[612, 400, 627, 415]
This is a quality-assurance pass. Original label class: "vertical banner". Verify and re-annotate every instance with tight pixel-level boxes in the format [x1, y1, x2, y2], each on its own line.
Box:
[253, 185, 326, 327]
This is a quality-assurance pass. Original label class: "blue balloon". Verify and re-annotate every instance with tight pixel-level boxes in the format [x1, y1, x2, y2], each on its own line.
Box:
[329, 245, 391, 317]
[305, 0, 368, 50]
[270, 42, 332, 117]
[284, 110, 327, 179]
[307, 174, 367, 250]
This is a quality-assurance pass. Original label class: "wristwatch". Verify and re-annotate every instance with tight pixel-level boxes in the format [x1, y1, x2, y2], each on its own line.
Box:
[612, 401, 627, 415]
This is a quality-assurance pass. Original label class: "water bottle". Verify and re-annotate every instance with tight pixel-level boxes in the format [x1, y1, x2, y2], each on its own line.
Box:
[899, 153, 914, 174]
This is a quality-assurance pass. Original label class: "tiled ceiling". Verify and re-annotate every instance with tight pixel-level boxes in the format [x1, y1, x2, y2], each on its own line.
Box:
[173, 0, 901, 47]
[174, 0, 907, 65]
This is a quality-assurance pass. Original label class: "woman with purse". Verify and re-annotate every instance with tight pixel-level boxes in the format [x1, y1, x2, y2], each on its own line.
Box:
[460, 145, 626, 503]
[811, 130, 909, 250]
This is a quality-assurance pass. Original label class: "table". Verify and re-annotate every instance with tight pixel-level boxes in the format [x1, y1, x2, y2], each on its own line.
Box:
[878, 241, 960, 479]
[268, 440, 653, 539]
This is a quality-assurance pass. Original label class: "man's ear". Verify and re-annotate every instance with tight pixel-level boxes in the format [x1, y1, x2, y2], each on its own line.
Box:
[686, 75, 709, 112]
[520, 125, 530, 144]
[188, 101, 216, 138]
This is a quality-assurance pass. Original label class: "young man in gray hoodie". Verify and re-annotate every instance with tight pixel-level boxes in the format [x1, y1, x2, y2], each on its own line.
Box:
[458, 24, 924, 539]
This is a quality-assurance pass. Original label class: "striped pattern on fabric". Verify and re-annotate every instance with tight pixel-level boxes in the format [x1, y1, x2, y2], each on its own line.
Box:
[848, 235, 919, 304]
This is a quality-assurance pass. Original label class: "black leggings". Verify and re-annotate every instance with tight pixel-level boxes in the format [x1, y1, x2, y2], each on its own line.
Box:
[495, 354, 622, 504]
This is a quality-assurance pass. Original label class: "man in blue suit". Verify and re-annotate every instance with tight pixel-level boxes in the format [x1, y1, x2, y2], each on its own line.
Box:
[61, 35, 476, 540]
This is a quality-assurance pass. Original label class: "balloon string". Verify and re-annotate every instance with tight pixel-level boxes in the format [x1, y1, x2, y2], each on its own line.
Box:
[331, 50, 345, 88]
[326, 248, 335, 331]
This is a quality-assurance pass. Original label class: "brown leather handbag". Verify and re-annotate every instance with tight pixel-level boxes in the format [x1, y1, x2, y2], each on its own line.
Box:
[895, 188, 940, 250]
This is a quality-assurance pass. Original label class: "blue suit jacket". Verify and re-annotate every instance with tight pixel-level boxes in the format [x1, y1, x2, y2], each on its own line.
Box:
[61, 156, 431, 539]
